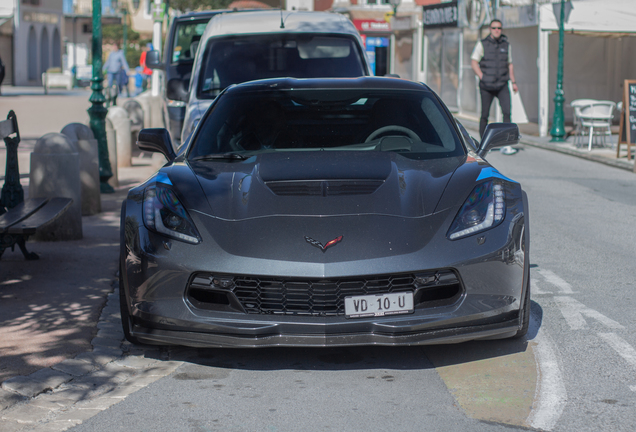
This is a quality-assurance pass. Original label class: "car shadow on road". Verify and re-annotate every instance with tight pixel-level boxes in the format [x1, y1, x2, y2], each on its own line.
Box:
[158, 300, 544, 373]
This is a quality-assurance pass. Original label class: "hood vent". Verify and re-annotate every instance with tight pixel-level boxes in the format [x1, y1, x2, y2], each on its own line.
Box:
[265, 180, 384, 197]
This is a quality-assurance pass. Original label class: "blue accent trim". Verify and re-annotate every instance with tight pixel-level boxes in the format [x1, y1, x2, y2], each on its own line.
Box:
[155, 172, 173, 185]
[476, 167, 518, 184]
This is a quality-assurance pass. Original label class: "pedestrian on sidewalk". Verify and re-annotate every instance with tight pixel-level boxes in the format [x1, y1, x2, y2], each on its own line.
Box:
[471, 19, 518, 140]
[103, 43, 130, 95]
[139, 43, 153, 92]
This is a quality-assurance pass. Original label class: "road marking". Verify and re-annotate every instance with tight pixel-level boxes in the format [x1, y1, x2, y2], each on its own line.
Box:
[598, 333, 636, 369]
[527, 312, 567, 431]
[537, 269, 574, 294]
[554, 296, 624, 330]
[630, 386, 636, 392]
[532, 279, 551, 295]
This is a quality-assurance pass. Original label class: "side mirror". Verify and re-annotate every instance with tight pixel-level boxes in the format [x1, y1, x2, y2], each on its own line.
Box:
[477, 123, 520, 157]
[166, 78, 189, 103]
[146, 50, 163, 70]
[137, 128, 176, 161]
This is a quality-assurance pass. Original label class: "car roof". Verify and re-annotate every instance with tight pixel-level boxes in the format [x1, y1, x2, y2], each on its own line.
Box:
[225, 77, 433, 94]
[172, 10, 226, 22]
[202, 10, 360, 38]
[171, 8, 264, 22]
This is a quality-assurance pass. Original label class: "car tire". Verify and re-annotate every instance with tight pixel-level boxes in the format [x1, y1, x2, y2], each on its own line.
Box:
[119, 266, 141, 345]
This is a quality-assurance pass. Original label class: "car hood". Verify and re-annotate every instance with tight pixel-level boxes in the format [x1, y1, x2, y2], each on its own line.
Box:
[171, 151, 465, 220]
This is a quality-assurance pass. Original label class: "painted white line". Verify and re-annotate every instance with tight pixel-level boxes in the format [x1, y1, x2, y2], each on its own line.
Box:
[554, 297, 624, 330]
[532, 279, 552, 295]
[537, 269, 574, 294]
[630, 386, 636, 392]
[527, 311, 567, 431]
[598, 333, 636, 369]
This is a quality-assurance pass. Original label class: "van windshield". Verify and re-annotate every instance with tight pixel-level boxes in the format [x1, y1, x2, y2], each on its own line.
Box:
[196, 34, 366, 99]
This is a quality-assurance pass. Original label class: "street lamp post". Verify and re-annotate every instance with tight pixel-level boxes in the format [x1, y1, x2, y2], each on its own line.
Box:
[389, 0, 401, 16]
[122, 7, 128, 60]
[88, 0, 114, 193]
[550, 0, 572, 142]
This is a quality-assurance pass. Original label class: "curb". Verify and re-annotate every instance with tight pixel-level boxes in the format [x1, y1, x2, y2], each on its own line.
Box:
[516, 135, 635, 173]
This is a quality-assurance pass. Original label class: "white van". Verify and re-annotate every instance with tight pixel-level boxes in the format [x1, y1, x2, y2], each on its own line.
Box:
[180, 10, 372, 143]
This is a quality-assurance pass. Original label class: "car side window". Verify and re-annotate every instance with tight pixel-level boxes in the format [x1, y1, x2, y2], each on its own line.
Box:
[172, 22, 208, 63]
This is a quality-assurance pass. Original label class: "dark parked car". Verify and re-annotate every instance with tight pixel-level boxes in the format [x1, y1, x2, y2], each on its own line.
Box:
[156, 10, 257, 143]
[179, 10, 372, 143]
[120, 77, 529, 348]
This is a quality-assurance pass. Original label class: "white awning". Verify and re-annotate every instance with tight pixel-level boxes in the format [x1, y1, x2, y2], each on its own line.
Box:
[540, 0, 636, 35]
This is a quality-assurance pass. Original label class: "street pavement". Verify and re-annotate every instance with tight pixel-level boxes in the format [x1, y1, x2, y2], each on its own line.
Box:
[0, 85, 634, 429]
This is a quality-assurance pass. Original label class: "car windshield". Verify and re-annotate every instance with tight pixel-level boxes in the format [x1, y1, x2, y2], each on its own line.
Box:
[188, 87, 464, 161]
[196, 34, 366, 99]
[171, 20, 209, 63]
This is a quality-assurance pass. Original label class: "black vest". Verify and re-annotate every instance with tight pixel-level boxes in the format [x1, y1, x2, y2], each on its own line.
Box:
[479, 35, 510, 91]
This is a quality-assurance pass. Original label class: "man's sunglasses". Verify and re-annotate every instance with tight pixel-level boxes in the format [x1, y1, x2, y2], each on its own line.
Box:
[491, 26, 502, 30]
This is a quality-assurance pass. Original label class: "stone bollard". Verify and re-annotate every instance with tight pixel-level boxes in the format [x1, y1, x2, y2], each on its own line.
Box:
[29, 133, 82, 240]
[124, 99, 144, 144]
[60, 123, 101, 215]
[134, 94, 153, 131]
[107, 106, 132, 168]
[105, 118, 119, 189]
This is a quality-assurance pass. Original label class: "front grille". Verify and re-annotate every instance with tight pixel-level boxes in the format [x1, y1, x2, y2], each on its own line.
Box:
[187, 270, 463, 316]
[265, 180, 383, 197]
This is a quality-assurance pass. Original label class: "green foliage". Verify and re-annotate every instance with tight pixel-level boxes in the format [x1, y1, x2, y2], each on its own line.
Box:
[102, 24, 140, 46]
[103, 24, 151, 69]
[169, 0, 233, 13]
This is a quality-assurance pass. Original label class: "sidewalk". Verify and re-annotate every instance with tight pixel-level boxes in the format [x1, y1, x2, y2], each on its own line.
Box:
[1, 90, 163, 413]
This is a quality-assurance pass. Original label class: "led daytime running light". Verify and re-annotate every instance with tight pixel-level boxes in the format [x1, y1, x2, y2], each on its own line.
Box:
[448, 181, 505, 240]
[143, 183, 201, 244]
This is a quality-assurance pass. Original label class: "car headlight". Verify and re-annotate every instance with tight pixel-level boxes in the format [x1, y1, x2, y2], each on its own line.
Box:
[143, 183, 201, 244]
[447, 180, 505, 240]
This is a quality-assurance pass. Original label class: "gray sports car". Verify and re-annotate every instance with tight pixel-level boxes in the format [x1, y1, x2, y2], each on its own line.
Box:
[120, 77, 529, 347]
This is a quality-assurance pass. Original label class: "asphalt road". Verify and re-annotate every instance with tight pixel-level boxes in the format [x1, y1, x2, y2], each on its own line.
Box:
[62, 144, 636, 432]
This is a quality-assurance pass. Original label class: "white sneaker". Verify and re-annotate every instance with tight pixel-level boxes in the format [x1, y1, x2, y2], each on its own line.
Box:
[500, 146, 518, 155]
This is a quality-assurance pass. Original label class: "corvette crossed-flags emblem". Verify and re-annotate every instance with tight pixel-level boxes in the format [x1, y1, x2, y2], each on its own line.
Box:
[304, 235, 343, 252]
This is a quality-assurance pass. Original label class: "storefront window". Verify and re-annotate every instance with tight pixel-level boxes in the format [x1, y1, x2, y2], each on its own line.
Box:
[425, 28, 460, 111]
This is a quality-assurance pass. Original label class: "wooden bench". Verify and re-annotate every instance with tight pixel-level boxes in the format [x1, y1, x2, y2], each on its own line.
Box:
[1, 110, 73, 260]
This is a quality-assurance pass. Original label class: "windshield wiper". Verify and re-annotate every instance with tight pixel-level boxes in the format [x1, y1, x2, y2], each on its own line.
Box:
[192, 153, 249, 161]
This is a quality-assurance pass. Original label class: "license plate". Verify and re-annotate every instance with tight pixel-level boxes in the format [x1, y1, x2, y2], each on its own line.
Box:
[344, 292, 414, 318]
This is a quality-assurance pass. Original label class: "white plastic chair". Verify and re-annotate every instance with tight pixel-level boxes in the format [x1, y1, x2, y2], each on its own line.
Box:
[570, 99, 597, 147]
[576, 101, 616, 151]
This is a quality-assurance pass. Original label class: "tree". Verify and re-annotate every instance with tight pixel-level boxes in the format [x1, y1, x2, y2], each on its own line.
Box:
[169, 0, 233, 13]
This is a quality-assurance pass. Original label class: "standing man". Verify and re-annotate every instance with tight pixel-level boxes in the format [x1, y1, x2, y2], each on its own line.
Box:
[103, 43, 129, 95]
[471, 19, 518, 138]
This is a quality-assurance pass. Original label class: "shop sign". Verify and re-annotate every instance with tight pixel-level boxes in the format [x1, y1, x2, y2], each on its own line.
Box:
[23, 11, 59, 25]
[353, 19, 391, 33]
[423, 1, 458, 28]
